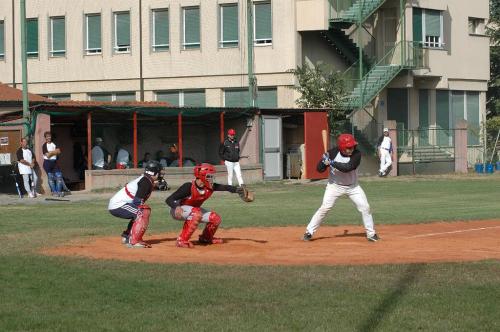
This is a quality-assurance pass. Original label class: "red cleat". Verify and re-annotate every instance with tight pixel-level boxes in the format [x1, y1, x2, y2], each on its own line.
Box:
[176, 239, 194, 248]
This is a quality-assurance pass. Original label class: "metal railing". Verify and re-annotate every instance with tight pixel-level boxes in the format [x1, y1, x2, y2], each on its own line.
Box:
[341, 41, 425, 109]
[328, 0, 385, 23]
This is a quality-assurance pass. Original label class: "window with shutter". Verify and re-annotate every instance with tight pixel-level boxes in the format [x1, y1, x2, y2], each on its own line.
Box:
[115, 93, 136, 101]
[224, 88, 249, 107]
[114, 12, 131, 53]
[89, 93, 113, 102]
[27, 18, 38, 58]
[220, 4, 238, 48]
[88, 92, 136, 101]
[183, 90, 206, 107]
[153, 9, 169, 51]
[258, 87, 277, 108]
[156, 91, 179, 106]
[156, 90, 205, 107]
[183, 7, 200, 49]
[254, 1, 272, 45]
[0, 21, 4, 59]
[466, 92, 480, 145]
[413, 8, 443, 48]
[46, 94, 71, 101]
[86, 14, 101, 54]
[50, 17, 66, 57]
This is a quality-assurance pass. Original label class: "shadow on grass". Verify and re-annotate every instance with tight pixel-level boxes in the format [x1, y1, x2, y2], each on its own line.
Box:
[357, 264, 425, 332]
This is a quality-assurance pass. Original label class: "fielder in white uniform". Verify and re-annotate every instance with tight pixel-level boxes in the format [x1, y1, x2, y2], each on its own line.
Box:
[377, 128, 393, 177]
[303, 133, 379, 242]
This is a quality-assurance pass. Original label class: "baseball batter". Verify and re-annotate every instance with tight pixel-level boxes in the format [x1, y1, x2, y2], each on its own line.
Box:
[303, 133, 379, 242]
[108, 160, 163, 248]
[165, 163, 251, 248]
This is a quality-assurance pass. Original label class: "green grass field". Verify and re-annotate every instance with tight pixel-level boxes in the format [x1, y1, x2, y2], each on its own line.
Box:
[1, 176, 499, 331]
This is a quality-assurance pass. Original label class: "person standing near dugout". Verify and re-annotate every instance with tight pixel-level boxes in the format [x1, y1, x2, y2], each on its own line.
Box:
[303, 133, 380, 242]
[16, 137, 39, 198]
[376, 128, 393, 177]
[42, 131, 64, 197]
[165, 163, 252, 248]
[108, 160, 163, 248]
[219, 128, 244, 187]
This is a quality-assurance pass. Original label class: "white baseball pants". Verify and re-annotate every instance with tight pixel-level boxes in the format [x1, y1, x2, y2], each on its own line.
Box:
[21, 172, 38, 197]
[306, 182, 376, 237]
[379, 148, 392, 174]
[225, 161, 244, 186]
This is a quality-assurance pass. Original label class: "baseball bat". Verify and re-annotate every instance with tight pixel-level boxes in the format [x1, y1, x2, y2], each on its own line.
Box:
[321, 129, 328, 153]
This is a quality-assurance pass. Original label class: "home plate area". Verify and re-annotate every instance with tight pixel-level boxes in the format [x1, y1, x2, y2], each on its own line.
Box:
[43, 220, 500, 266]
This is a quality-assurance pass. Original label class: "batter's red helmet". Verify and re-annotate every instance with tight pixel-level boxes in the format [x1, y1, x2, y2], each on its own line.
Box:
[227, 128, 236, 136]
[337, 134, 358, 153]
[194, 163, 216, 189]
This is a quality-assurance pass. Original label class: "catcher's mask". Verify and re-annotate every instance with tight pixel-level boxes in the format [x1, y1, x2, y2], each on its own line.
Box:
[194, 163, 216, 189]
[144, 160, 163, 177]
[337, 133, 358, 154]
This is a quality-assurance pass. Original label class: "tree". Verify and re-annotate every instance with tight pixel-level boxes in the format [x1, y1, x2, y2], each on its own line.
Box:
[486, 0, 500, 163]
[487, 0, 500, 117]
[288, 63, 348, 136]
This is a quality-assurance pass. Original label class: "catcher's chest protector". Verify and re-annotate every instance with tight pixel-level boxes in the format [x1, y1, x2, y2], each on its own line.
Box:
[180, 181, 214, 207]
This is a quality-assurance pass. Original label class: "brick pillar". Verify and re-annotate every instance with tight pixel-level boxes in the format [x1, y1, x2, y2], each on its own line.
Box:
[384, 120, 397, 177]
[454, 119, 468, 173]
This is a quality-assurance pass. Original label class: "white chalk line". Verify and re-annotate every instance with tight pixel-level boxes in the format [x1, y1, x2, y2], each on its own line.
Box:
[405, 226, 500, 239]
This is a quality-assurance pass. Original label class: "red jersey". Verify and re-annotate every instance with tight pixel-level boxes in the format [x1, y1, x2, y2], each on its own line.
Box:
[179, 181, 214, 207]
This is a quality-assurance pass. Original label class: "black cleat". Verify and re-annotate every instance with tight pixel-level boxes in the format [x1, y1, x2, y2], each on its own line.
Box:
[367, 234, 380, 242]
[303, 232, 312, 241]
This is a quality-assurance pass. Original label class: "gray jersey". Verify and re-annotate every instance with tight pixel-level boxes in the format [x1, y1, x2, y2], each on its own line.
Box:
[329, 151, 358, 186]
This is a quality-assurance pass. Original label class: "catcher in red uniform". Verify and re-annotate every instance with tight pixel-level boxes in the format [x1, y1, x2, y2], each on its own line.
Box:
[165, 163, 253, 248]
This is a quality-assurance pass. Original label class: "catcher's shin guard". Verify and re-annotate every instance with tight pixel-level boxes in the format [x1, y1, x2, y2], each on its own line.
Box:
[176, 208, 202, 248]
[129, 205, 152, 248]
[199, 212, 223, 244]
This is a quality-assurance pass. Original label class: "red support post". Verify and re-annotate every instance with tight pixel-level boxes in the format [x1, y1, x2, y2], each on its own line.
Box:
[178, 113, 183, 167]
[87, 112, 92, 170]
[133, 112, 138, 168]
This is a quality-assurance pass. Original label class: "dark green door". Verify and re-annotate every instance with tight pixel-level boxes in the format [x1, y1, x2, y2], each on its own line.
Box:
[387, 88, 408, 145]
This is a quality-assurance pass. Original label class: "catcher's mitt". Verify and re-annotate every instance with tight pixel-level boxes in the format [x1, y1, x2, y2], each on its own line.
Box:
[236, 186, 254, 202]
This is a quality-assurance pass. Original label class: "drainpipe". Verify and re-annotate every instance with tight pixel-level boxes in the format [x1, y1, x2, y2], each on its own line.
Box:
[358, 2, 362, 80]
[400, 0, 405, 65]
[247, 0, 256, 107]
[20, 0, 29, 136]
[11, 0, 16, 87]
[139, 0, 144, 101]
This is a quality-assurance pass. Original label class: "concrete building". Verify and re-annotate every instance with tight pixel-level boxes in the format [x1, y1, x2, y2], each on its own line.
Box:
[0, 0, 490, 175]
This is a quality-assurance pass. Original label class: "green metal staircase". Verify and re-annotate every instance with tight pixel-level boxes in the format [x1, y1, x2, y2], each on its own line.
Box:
[330, 0, 388, 24]
[339, 41, 425, 110]
[329, 0, 386, 24]
[320, 27, 372, 70]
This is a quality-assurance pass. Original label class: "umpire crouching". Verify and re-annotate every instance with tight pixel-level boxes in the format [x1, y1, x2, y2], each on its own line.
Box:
[219, 128, 244, 187]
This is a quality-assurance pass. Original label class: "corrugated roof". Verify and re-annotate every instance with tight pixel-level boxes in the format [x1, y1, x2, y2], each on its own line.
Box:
[0, 82, 50, 102]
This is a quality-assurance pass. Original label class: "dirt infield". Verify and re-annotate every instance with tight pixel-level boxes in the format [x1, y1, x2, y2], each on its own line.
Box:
[43, 220, 500, 266]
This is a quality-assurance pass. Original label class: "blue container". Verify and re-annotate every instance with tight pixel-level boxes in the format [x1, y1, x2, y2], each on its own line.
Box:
[474, 163, 484, 173]
[497, 161, 500, 172]
[486, 163, 494, 174]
